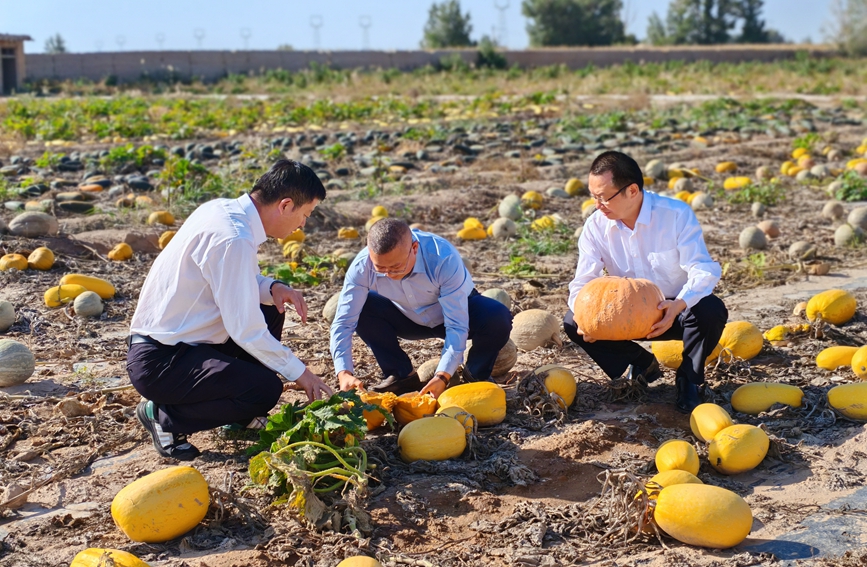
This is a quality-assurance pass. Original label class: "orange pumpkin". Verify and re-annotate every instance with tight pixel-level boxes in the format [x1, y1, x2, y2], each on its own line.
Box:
[572, 276, 664, 341]
[392, 392, 437, 427]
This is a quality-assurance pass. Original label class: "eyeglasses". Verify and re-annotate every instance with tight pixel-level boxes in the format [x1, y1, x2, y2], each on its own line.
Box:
[591, 182, 634, 207]
[373, 243, 417, 276]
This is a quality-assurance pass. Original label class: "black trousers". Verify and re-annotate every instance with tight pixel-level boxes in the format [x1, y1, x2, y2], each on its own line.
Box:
[356, 290, 513, 381]
[563, 294, 728, 385]
[126, 304, 285, 434]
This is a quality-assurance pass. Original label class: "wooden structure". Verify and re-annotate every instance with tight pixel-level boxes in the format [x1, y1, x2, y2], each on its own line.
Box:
[0, 34, 32, 94]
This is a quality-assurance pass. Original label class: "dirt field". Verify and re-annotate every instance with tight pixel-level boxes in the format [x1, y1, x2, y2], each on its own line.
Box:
[1, 97, 867, 567]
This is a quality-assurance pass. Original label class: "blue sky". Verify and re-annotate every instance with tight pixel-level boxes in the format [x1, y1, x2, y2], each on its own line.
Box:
[7, 0, 831, 53]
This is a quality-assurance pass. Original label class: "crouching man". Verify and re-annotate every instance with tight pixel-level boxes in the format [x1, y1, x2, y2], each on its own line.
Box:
[330, 218, 512, 398]
[565, 151, 728, 413]
[127, 160, 333, 461]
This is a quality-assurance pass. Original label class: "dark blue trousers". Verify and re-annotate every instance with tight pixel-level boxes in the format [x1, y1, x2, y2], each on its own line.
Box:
[126, 304, 285, 434]
[356, 290, 513, 381]
[563, 294, 728, 385]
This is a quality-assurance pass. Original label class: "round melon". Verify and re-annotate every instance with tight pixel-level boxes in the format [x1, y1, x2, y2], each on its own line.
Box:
[392, 392, 437, 427]
[70, 548, 151, 567]
[397, 416, 467, 463]
[655, 439, 700, 476]
[689, 403, 734, 443]
[73, 291, 104, 318]
[852, 345, 867, 380]
[531, 364, 576, 408]
[0, 339, 36, 387]
[0, 301, 14, 333]
[337, 556, 383, 567]
[510, 309, 560, 351]
[708, 424, 769, 475]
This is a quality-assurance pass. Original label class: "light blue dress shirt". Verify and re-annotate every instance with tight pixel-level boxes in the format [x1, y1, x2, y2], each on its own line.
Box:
[330, 229, 474, 377]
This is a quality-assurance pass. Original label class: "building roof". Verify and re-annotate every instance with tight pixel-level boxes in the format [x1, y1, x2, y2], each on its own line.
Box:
[0, 34, 33, 42]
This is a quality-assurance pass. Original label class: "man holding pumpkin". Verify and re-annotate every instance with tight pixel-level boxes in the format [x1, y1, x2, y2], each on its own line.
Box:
[564, 151, 727, 413]
[127, 160, 333, 461]
[330, 218, 513, 398]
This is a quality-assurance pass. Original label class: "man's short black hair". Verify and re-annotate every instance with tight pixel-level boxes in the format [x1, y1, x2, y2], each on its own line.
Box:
[368, 218, 411, 255]
[589, 151, 644, 192]
[251, 159, 326, 206]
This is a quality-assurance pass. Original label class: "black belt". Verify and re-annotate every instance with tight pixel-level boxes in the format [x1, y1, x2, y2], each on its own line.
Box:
[127, 334, 164, 347]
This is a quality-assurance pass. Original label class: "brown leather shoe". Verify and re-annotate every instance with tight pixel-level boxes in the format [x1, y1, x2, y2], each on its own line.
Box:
[369, 372, 422, 395]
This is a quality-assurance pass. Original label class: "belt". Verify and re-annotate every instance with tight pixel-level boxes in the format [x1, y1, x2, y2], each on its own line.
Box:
[127, 334, 164, 347]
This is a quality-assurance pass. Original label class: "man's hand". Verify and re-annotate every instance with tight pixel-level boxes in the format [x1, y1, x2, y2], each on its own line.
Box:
[293, 368, 333, 402]
[420, 372, 450, 399]
[647, 299, 687, 339]
[338, 370, 363, 392]
[271, 282, 308, 323]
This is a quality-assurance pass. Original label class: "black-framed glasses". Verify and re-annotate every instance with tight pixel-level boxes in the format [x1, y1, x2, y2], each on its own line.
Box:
[591, 182, 633, 207]
[373, 243, 417, 275]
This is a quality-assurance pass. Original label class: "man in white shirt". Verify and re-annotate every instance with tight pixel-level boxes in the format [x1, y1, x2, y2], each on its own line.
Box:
[565, 151, 727, 413]
[127, 160, 333, 460]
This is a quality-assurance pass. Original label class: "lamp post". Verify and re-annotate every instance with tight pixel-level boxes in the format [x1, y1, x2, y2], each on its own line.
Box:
[240, 28, 252, 50]
[310, 15, 323, 50]
[359, 15, 372, 50]
[194, 28, 206, 49]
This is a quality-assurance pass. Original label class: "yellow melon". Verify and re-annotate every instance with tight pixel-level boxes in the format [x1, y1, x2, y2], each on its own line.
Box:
[655, 439, 700, 476]
[654, 484, 752, 548]
[70, 548, 150, 567]
[827, 382, 867, 420]
[730, 383, 804, 415]
[816, 346, 860, 371]
[852, 346, 867, 380]
[436, 382, 506, 427]
[689, 403, 734, 443]
[397, 416, 467, 463]
[111, 466, 209, 543]
[708, 424, 769, 475]
[806, 289, 856, 325]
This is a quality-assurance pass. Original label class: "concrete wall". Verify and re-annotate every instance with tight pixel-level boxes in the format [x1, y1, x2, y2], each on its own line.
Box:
[24, 45, 831, 83]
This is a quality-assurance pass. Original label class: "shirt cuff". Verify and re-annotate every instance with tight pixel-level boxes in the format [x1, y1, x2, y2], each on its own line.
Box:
[334, 356, 354, 376]
[281, 355, 307, 382]
[676, 289, 701, 310]
[259, 276, 276, 305]
[436, 354, 461, 377]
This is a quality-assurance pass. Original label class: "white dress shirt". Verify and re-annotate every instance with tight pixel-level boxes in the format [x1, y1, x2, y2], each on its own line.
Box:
[130, 193, 306, 381]
[568, 190, 721, 311]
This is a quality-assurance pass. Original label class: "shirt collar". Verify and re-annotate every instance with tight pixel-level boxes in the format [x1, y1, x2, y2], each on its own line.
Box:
[239, 193, 267, 245]
[603, 190, 653, 234]
[635, 190, 653, 226]
[409, 235, 425, 275]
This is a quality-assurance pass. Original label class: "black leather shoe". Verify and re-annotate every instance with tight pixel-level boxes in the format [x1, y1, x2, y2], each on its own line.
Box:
[136, 401, 201, 461]
[675, 374, 702, 414]
[369, 372, 422, 395]
[628, 358, 662, 386]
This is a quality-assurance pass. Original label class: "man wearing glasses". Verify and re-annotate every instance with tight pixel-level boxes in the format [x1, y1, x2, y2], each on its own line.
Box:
[564, 150, 727, 413]
[330, 218, 513, 398]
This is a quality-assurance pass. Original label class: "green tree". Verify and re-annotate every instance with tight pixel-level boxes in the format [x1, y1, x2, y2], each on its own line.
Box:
[521, 0, 627, 47]
[421, 0, 475, 48]
[646, 0, 736, 45]
[734, 0, 768, 42]
[44, 33, 67, 54]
